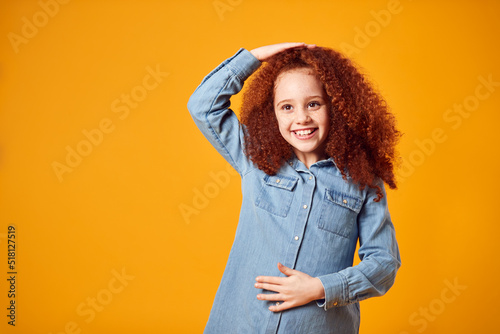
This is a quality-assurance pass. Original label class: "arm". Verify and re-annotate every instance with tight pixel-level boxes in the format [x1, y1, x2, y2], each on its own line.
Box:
[316, 182, 401, 310]
[255, 182, 401, 312]
[186, 48, 260, 174]
[187, 43, 316, 174]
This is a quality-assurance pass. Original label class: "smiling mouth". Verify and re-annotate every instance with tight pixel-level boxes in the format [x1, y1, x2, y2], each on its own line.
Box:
[293, 128, 317, 138]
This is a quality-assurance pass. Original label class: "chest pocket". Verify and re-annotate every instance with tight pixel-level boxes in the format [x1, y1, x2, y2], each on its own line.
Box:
[255, 174, 299, 218]
[318, 189, 363, 238]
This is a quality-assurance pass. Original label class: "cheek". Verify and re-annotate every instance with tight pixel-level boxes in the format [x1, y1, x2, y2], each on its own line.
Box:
[274, 114, 289, 135]
[277, 124, 288, 140]
[319, 111, 330, 132]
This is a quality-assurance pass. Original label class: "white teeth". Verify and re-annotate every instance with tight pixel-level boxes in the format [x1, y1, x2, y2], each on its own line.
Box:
[295, 129, 313, 136]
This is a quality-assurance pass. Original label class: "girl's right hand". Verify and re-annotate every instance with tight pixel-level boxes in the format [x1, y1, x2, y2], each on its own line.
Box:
[250, 43, 316, 62]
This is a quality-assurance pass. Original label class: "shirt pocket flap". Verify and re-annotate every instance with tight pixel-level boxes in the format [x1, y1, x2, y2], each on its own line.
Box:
[325, 189, 363, 213]
[263, 174, 299, 192]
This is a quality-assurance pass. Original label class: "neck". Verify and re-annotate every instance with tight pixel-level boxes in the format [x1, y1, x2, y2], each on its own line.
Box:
[293, 150, 327, 169]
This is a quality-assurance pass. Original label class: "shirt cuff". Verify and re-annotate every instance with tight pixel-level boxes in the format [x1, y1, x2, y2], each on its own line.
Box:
[316, 272, 349, 310]
[225, 48, 261, 82]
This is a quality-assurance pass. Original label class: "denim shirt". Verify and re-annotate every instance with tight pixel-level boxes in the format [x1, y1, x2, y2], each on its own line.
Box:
[187, 48, 401, 334]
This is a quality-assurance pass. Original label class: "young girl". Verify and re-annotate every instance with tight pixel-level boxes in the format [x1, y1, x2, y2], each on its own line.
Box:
[187, 43, 401, 334]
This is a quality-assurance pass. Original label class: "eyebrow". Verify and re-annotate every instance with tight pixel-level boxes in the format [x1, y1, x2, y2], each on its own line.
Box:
[275, 95, 325, 106]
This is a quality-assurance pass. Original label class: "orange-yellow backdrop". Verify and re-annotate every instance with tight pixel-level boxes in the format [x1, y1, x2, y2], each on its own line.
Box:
[1, 0, 499, 333]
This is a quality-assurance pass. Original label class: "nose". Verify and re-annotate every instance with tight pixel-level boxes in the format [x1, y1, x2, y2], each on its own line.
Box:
[295, 107, 310, 124]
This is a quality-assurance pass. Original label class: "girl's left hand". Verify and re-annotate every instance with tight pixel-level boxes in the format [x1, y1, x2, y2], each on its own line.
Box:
[255, 263, 325, 312]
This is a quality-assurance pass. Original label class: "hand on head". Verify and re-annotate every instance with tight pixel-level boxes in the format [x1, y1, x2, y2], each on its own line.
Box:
[250, 43, 316, 62]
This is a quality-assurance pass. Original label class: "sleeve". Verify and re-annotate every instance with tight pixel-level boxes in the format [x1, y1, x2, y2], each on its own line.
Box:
[316, 182, 401, 310]
[186, 48, 262, 176]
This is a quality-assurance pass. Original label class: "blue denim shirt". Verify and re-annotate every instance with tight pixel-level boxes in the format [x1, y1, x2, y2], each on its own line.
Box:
[187, 48, 401, 334]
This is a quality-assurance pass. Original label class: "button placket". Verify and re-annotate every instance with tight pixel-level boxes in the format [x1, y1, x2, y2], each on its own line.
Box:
[284, 170, 314, 275]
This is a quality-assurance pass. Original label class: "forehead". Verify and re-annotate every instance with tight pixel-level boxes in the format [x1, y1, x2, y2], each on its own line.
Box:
[276, 67, 316, 82]
[274, 67, 324, 96]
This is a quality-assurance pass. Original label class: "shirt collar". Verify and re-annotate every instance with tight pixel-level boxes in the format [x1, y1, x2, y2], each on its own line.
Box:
[286, 156, 336, 172]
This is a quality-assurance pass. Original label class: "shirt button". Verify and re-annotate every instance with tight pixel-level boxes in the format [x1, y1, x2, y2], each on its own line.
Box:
[343, 199, 347, 204]
[276, 179, 280, 183]
[303, 204, 307, 209]
[294, 236, 299, 241]
[308, 175, 313, 180]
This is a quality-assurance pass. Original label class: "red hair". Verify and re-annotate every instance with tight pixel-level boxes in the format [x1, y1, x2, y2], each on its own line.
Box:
[240, 46, 401, 201]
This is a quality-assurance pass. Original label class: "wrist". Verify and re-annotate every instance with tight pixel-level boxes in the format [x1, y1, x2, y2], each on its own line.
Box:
[249, 49, 262, 61]
[312, 277, 326, 300]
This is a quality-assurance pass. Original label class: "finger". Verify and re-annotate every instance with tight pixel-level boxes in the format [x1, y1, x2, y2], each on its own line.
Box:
[251, 42, 312, 61]
[280, 42, 306, 48]
[263, 43, 305, 60]
[255, 275, 286, 284]
[254, 282, 283, 293]
[269, 301, 293, 313]
[279, 42, 308, 52]
[277, 262, 295, 276]
[256, 292, 283, 301]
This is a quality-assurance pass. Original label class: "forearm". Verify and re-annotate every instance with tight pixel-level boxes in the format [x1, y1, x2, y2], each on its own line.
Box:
[186, 48, 261, 173]
[317, 183, 401, 310]
[187, 48, 260, 126]
[317, 252, 400, 309]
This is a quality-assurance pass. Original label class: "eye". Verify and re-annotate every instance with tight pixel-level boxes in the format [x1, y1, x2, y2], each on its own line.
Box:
[281, 104, 293, 111]
[308, 101, 321, 109]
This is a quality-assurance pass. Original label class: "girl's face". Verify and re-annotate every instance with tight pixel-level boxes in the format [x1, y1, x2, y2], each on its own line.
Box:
[274, 67, 330, 167]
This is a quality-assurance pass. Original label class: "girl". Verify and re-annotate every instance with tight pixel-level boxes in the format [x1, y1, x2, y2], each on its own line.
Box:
[187, 43, 401, 333]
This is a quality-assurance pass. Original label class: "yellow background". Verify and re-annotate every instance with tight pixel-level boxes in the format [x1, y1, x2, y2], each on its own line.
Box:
[1, 0, 499, 333]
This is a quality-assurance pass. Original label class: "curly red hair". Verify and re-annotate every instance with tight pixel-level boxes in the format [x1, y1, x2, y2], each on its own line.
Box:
[240, 46, 401, 201]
